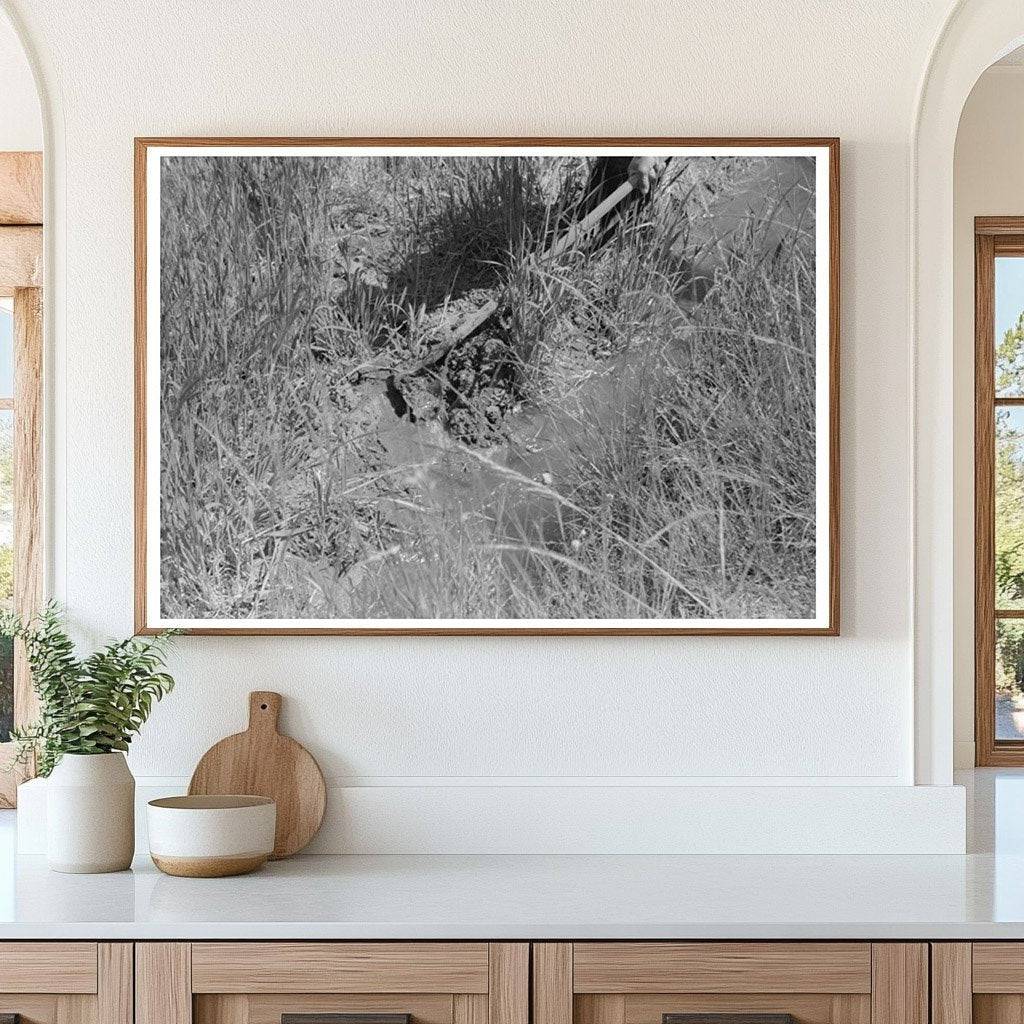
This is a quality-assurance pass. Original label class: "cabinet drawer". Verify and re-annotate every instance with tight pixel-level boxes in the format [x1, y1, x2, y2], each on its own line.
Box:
[535, 943, 925, 1024]
[139, 942, 528, 1024]
[934, 942, 1024, 1024]
[0, 942, 98, 993]
[973, 943, 1024, 992]
[0, 942, 130, 1024]
[191, 943, 490, 993]
[572, 943, 872, 994]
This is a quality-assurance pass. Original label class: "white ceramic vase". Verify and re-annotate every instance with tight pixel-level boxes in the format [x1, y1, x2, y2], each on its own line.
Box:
[46, 752, 135, 873]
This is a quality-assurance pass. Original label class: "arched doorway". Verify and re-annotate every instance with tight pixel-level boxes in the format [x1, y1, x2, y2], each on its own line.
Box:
[914, 0, 1024, 785]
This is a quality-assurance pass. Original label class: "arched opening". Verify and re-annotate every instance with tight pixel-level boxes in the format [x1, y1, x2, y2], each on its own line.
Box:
[954, 46, 1024, 772]
[913, 0, 1024, 785]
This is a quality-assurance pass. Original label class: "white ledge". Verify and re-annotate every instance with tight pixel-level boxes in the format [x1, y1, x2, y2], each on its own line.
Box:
[15, 778, 968, 857]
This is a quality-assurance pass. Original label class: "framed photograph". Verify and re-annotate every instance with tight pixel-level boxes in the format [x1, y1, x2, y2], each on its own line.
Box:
[135, 137, 839, 636]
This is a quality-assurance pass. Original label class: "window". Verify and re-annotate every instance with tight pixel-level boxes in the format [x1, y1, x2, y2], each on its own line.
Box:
[975, 220, 1024, 764]
[0, 296, 11, 745]
[0, 150, 43, 805]
[0, 299, 13, 745]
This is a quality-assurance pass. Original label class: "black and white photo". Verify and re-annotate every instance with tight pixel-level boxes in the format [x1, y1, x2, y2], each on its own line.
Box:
[136, 140, 838, 634]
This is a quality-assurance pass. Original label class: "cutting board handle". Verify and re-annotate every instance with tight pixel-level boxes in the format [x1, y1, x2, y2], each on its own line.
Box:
[248, 691, 282, 734]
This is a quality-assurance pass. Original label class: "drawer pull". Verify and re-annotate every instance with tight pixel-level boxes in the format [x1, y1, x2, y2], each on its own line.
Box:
[665, 1016, 796, 1024]
[283, 1016, 411, 1024]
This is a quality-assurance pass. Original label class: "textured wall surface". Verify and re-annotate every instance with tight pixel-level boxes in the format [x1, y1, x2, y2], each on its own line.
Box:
[0, 12, 39, 151]
[0, 0, 966, 811]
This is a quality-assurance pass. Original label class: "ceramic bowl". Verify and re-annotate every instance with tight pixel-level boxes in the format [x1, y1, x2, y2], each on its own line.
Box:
[147, 795, 276, 877]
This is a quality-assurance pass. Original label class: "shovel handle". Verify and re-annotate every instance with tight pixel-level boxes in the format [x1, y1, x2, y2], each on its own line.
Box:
[544, 179, 635, 260]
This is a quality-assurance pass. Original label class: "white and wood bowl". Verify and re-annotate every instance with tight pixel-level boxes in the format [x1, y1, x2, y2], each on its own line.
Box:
[147, 795, 276, 877]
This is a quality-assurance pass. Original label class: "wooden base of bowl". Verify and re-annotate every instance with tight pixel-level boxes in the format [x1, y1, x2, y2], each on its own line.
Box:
[151, 853, 268, 878]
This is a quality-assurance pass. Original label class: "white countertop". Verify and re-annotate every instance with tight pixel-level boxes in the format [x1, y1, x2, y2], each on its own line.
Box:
[0, 769, 1021, 941]
[0, 849, 1022, 940]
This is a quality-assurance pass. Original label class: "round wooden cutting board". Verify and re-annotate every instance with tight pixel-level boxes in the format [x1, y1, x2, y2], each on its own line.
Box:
[188, 691, 326, 859]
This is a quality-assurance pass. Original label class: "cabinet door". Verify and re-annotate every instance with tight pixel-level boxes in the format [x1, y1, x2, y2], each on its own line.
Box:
[534, 944, 927, 1024]
[936, 943, 1024, 1024]
[0, 942, 132, 1024]
[137, 943, 528, 1024]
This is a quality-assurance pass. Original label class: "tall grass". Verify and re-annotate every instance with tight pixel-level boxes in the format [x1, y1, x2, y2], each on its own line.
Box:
[158, 154, 816, 620]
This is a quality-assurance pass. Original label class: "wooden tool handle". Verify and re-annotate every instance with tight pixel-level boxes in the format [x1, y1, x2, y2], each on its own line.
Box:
[248, 691, 282, 733]
[546, 179, 634, 260]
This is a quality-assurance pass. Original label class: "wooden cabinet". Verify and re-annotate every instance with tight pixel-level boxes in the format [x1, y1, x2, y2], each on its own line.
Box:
[136, 943, 528, 1024]
[931, 943, 1024, 1024]
[0, 942, 132, 1024]
[0, 938, 945, 1024]
[533, 944, 928, 1024]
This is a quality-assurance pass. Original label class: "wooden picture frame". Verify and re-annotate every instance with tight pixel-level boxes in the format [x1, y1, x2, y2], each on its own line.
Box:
[135, 137, 840, 636]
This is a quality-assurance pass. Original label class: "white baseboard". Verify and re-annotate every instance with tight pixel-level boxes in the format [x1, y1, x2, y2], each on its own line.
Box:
[17, 777, 967, 856]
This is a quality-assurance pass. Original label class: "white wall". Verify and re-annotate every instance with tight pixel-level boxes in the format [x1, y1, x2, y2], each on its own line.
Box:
[0, 10, 40, 151]
[952, 65, 1024, 768]
[0, 0, 973, 851]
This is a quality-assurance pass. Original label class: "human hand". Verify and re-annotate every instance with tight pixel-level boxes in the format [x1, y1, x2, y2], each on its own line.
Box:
[627, 156, 665, 196]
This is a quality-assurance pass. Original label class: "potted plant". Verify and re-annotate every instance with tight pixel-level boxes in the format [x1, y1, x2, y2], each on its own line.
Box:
[2, 604, 177, 873]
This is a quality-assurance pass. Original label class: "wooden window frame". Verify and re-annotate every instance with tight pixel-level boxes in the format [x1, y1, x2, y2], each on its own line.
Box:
[0, 151, 43, 806]
[974, 217, 1024, 764]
